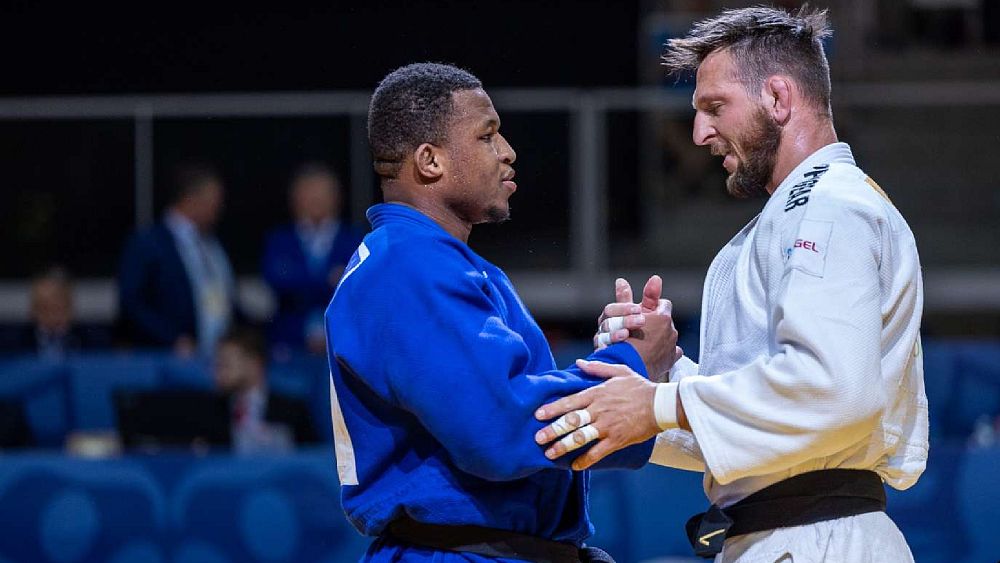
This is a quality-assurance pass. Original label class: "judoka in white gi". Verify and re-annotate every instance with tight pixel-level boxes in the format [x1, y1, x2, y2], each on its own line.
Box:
[534, 6, 928, 562]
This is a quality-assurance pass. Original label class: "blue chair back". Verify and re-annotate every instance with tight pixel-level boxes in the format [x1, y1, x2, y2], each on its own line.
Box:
[0, 359, 71, 447]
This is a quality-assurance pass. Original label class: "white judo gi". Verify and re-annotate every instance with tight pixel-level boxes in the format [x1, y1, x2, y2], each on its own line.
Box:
[651, 143, 928, 563]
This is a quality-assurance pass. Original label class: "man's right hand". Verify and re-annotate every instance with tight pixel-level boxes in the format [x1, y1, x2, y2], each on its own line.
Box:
[595, 276, 682, 381]
[624, 276, 680, 379]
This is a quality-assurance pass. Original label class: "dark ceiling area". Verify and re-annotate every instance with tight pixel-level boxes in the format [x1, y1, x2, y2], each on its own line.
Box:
[0, 1, 640, 96]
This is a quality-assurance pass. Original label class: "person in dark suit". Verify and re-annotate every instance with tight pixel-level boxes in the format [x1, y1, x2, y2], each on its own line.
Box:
[214, 326, 317, 453]
[118, 163, 241, 357]
[261, 163, 364, 355]
[2, 267, 111, 359]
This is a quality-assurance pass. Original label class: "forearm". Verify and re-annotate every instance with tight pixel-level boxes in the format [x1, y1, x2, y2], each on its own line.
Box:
[672, 349, 882, 484]
[444, 343, 652, 479]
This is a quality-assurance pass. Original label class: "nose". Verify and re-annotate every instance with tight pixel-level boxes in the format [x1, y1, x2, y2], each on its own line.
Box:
[692, 112, 714, 147]
[497, 132, 516, 164]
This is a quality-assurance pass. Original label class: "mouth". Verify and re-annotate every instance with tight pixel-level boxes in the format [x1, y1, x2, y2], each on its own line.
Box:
[502, 169, 517, 192]
[722, 153, 737, 173]
[710, 144, 736, 173]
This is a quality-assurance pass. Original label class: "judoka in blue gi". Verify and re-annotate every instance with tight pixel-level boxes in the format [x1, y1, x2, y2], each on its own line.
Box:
[324, 63, 682, 562]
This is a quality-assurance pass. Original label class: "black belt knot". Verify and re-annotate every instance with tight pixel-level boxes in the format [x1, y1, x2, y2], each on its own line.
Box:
[685, 469, 886, 558]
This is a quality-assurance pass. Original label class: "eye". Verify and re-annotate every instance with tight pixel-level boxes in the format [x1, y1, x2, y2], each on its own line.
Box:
[707, 103, 723, 117]
[479, 132, 495, 142]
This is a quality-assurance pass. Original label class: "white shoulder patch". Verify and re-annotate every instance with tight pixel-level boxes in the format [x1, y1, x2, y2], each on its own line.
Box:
[333, 242, 370, 298]
[786, 219, 833, 278]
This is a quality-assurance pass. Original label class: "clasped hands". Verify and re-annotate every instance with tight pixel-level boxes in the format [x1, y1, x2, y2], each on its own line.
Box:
[534, 275, 683, 470]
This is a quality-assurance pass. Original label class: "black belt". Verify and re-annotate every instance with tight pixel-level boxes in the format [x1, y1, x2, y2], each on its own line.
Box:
[385, 514, 596, 563]
[686, 469, 886, 558]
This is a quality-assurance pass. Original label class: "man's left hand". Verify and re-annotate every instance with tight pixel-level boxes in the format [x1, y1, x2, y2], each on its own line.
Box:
[535, 359, 661, 470]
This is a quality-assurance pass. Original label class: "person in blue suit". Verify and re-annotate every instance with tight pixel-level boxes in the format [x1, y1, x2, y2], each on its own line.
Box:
[118, 163, 241, 356]
[262, 163, 364, 355]
[0, 266, 110, 359]
[324, 63, 682, 563]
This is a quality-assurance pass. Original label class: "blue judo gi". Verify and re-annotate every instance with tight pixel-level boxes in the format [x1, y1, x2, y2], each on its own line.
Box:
[325, 203, 654, 562]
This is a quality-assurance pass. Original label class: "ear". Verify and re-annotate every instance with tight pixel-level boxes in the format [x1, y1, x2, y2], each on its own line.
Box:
[413, 142, 445, 183]
[762, 75, 793, 125]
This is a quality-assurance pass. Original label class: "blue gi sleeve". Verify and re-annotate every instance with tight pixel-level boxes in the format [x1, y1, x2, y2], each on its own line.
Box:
[332, 241, 654, 481]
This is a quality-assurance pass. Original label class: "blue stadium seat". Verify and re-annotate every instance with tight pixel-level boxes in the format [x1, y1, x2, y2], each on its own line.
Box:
[587, 465, 705, 562]
[269, 354, 327, 398]
[67, 353, 163, 430]
[160, 357, 214, 391]
[623, 465, 706, 560]
[885, 441, 968, 563]
[270, 354, 334, 441]
[169, 450, 368, 562]
[955, 445, 1000, 563]
[934, 342, 1000, 439]
[587, 470, 635, 560]
[107, 540, 167, 563]
[0, 455, 166, 563]
[0, 358, 71, 447]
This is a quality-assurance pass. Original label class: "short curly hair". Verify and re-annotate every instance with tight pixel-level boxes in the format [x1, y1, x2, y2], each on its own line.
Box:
[662, 6, 833, 116]
[368, 62, 482, 179]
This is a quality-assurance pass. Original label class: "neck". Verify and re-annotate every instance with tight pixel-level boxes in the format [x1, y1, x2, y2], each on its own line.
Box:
[382, 183, 472, 243]
[170, 205, 203, 232]
[301, 216, 333, 228]
[237, 378, 264, 397]
[767, 117, 838, 194]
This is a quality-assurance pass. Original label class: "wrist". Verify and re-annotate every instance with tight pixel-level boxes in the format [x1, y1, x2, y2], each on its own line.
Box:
[653, 382, 680, 430]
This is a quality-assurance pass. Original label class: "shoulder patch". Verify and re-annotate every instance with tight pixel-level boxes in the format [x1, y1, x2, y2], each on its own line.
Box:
[786, 219, 833, 277]
[784, 164, 830, 212]
[334, 241, 370, 296]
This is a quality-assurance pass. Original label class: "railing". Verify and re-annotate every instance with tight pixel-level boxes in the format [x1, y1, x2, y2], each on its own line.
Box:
[1, 83, 999, 320]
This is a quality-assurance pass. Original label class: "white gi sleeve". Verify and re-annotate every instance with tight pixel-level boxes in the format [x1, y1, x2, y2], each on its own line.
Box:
[648, 355, 706, 471]
[649, 428, 706, 472]
[668, 355, 699, 381]
[678, 185, 887, 485]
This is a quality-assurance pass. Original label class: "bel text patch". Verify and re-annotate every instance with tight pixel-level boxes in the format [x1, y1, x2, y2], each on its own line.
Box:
[787, 219, 833, 277]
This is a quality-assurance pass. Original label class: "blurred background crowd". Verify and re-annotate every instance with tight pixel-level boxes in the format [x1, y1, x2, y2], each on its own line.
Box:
[0, 1, 998, 562]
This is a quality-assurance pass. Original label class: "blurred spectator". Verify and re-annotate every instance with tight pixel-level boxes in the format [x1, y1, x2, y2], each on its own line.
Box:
[262, 163, 364, 355]
[118, 163, 242, 357]
[1, 267, 109, 359]
[214, 326, 317, 454]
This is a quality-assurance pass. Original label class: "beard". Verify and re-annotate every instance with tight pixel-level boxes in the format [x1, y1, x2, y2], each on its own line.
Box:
[484, 204, 510, 224]
[450, 190, 511, 225]
[718, 107, 781, 199]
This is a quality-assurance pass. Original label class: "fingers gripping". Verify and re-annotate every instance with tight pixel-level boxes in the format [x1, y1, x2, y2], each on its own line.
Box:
[571, 438, 621, 470]
[595, 332, 612, 348]
[596, 302, 641, 350]
[640, 275, 663, 312]
[601, 316, 625, 333]
[553, 425, 599, 457]
[656, 298, 673, 316]
[615, 278, 633, 304]
[601, 302, 640, 324]
[549, 409, 591, 438]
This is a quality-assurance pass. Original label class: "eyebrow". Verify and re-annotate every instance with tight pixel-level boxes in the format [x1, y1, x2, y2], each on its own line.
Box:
[482, 117, 499, 130]
[692, 91, 724, 110]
